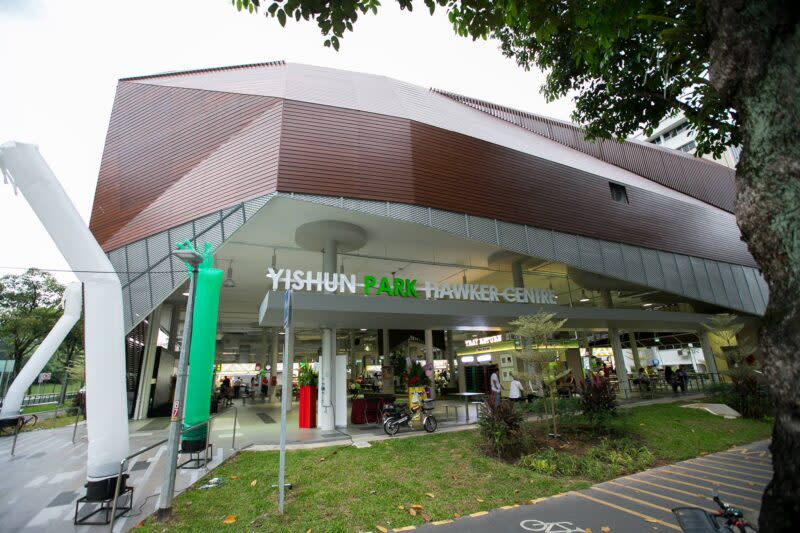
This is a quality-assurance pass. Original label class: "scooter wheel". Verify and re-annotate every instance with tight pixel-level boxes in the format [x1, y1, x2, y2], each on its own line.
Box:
[384, 419, 400, 436]
[423, 416, 438, 433]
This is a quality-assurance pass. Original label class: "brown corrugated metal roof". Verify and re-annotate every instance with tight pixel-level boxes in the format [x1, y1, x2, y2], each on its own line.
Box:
[432, 89, 737, 212]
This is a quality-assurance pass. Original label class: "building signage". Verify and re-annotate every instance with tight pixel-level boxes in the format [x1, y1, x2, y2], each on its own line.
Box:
[464, 334, 503, 347]
[266, 268, 557, 305]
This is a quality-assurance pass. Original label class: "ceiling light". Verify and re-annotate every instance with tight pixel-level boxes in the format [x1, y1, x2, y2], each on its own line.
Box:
[182, 292, 189, 296]
[223, 260, 236, 288]
[579, 290, 590, 303]
[360, 328, 367, 331]
[279, 331, 285, 336]
[642, 303, 653, 307]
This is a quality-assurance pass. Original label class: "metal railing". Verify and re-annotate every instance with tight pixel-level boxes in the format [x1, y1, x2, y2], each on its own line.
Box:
[616, 372, 724, 399]
[108, 406, 238, 532]
[0, 406, 84, 456]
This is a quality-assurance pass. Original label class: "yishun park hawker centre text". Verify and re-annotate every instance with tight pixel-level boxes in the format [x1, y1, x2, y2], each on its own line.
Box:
[266, 268, 557, 305]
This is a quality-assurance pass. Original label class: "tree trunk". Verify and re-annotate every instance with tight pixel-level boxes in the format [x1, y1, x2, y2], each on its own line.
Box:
[707, 2, 800, 530]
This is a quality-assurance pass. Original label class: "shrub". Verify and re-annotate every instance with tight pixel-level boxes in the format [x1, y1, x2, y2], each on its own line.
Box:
[297, 364, 318, 387]
[478, 399, 524, 458]
[518, 438, 654, 481]
[706, 381, 771, 419]
[577, 375, 617, 426]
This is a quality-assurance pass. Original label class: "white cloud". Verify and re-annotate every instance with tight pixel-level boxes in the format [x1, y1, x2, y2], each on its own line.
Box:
[0, 0, 574, 284]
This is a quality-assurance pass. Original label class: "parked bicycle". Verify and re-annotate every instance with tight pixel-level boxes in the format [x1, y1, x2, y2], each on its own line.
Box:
[0, 414, 38, 435]
[673, 494, 758, 532]
[383, 399, 437, 436]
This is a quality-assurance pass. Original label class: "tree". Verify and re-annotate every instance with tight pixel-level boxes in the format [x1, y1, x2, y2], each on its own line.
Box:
[234, 1, 799, 527]
[0, 269, 64, 376]
[56, 319, 84, 405]
[510, 312, 567, 438]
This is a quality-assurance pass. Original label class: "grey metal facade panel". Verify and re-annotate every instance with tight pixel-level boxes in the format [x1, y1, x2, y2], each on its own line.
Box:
[674, 255, 700, 300]
[600, 241, 626, 282]
[553, 232, 581, 267]
[389, 203, 428, 225]
[347, 198, 389, 217]
[578, 237, 605, 271]
[620, 244, 647, 285]
[658, 251, 684, 294]
[108, 248, 129, 286]
[690, 257, 715, 302]
[704, 260, 729, 308]
[498, 221, 527, 254]
[640, 248, 665, 289]
[718, 263, 743, 311]
[756, 273, 770, 306]
[431, 209, 468, 238]
[730, 265, 756, 314]
[743, 267, 767, 312]
[108, 192, 277, 332]
[467, 216, 497, 245]
[526, 226, 556, 260]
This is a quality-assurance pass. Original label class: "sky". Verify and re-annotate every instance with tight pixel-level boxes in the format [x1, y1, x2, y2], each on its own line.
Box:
[0, 0, 574, 284]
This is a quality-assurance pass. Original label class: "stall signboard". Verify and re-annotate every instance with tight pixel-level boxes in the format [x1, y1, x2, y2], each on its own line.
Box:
[465, 334, 503, 347]
[408, 386, 428, 410]
[266, 268, 557, 305]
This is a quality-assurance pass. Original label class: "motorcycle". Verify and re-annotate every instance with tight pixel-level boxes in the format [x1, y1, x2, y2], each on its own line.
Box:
[672, 494, 758, 532]
[383, 399, 437, 436]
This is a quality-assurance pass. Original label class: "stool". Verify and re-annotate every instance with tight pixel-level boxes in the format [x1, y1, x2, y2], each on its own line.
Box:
[74, 476, 133, 525]
[469, 401, 484, 421]
[444, 405, 463, 421]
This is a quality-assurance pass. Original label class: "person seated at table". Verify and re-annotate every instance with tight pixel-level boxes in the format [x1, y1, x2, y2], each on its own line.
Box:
[634, 367, 651, 391]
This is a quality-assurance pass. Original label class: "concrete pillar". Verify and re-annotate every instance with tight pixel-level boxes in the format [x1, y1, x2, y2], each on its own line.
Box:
[382, 329, 390, 356]
[512, 259, 524, 288]
[628, 332, 641, 370]
[609, 328, 629, 394]
[699, 331, 720, 382]
[425, 329, 435, 399]
[134, 305, 162, 420]
[166, 304, 179, 355]
[446, 330, 456, 382]
[601, 290, 613, 308]
[319, 239, 337, 431]
[458, 359, 466, 393]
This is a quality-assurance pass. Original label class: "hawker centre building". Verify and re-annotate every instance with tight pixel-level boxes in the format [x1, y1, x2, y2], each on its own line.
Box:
[89, 61, 767, 429]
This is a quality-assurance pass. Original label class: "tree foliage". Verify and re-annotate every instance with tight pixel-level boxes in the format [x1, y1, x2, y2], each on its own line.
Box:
[234, 0, 738, 157]
[0, 269, 64, 375]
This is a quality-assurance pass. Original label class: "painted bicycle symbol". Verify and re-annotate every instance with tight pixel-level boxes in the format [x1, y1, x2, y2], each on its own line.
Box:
[519, 519, 586, 533]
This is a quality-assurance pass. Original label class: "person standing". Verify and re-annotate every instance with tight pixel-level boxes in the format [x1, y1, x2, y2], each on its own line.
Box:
[490, 369, 502, 407]
[508, 374, 525, 403]
[676, 365, 689, 393]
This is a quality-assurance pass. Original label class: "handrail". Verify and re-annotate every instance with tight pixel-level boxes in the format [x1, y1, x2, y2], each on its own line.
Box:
[1, 407, 84, 456]
[108, 406, 238, 531]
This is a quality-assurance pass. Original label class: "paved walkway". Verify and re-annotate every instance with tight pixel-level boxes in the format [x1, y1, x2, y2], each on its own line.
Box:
[0, 392, 710, 532]
[413, 440, 770, 533]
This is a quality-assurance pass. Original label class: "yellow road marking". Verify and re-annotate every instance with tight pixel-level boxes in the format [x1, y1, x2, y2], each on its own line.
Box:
[606, 480, 717, 514]
[394, 527, 417, 531]
[688, 460, 771, 481]
[670, 463, 763, 486]
[711, 453, 772, 468]
[641, 473, 761, 504]
[431, 520, 453, 526]
[500, 505, 519, 510]
[695, 457, 772, 477]
[469, 511, 488, 518]
[572, 491, 681, 531]
[660, 468, 764, 494]
[628, 476, 758, 512]
[591, 486, 672, 513]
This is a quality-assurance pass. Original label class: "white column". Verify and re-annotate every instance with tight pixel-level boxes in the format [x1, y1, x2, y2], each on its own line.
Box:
[425, 329, 435, 400]
[134, 305, 162, 420]
[699, 331, 720, 382]
[628, 332, 642, 370]
[319, 239, 337, 431]
[610, 328, 629, 394]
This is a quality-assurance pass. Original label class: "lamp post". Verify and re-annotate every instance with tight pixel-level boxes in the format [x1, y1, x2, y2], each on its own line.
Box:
[157, 248, 203, 519]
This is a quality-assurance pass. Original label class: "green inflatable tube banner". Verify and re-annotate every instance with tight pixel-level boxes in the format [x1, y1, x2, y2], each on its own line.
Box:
[178, 241, 223, 448]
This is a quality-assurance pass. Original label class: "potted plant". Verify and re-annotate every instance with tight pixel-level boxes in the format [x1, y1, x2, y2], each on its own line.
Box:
[297, 364, 318, 429]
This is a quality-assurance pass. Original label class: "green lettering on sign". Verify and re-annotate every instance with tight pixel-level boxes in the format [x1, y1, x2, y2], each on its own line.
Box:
[364, 275, 376, 295]
[392, 278, 405, 297]
[376, 277, 392, 296]
[405, 279, 418, 298]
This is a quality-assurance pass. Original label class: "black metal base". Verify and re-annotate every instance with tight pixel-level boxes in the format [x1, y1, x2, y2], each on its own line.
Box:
[178, 443, 212, 469]
[74, 487, 133, 525]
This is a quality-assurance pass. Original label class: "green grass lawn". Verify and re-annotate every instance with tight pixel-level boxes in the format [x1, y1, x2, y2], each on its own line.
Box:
[138, 403, 772, 533]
